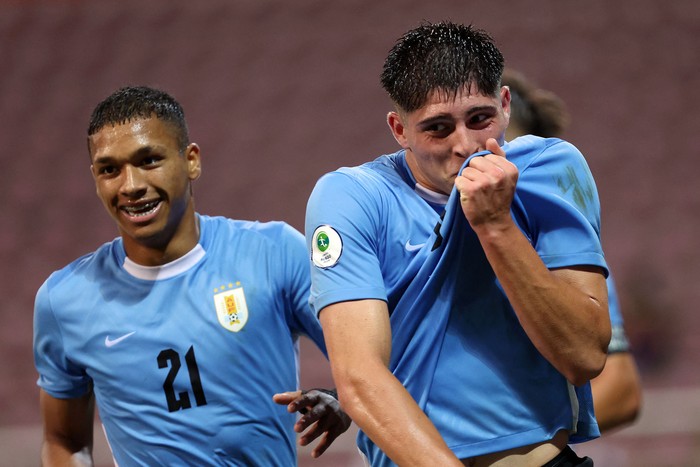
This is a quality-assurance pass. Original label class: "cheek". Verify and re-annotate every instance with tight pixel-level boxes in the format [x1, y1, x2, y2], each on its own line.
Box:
[95, 181, 119, 203]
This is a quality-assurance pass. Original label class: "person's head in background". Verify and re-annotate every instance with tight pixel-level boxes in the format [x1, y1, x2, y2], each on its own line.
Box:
[502, 68, 570, 141]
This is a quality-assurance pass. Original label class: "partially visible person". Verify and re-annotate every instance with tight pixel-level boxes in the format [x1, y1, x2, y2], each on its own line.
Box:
[306, 22, 610, 466]
[503, 68, 643, 433]
[33, 86, 350, 466]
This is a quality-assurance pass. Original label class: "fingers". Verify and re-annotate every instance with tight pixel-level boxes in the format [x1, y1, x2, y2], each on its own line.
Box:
[293, 394, 328, 431]
[462, 157, 508, 184]
[298, 419, 323, 443]
[463, 139, 515, 182]
[310, 433, 332, 458]
[301, 419, 343, 458]
[456, 139, 518, 227]
[287, 390, 322, 414]
[275, 389, 350, 458]
[272, 390, 303, 410]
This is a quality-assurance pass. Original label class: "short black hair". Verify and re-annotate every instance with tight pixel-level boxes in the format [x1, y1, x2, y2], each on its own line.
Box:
[87, 86, 189, 150]
[380, 21, 504, 113]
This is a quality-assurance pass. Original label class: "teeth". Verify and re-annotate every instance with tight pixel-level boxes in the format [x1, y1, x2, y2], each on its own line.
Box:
[123, 201, 159, 217]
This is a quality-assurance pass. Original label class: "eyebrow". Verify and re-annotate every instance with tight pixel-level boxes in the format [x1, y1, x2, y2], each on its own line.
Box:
[417, 105, 498, 127]
[92, 145, 165, 165]
[417, 114, 452, 127]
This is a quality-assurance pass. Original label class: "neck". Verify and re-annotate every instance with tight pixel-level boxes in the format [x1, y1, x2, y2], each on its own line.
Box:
[122, 208, 200, 267]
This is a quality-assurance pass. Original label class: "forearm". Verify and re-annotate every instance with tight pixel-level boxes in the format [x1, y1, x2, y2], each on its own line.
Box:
[591, 353, 642, 432]
[336, 363, 461, 466]
[320, 300, 461, 466]
[473, 220, 610, 385]
[40, 390, 95, 467]
[42, 441, 93, 466]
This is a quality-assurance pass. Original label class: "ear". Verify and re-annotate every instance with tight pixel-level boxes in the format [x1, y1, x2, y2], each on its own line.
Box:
[87, 137, 98, 181]
[185, 143, 202, 181]
[500, 85, 512, 122]
[387, 111, 410, 149]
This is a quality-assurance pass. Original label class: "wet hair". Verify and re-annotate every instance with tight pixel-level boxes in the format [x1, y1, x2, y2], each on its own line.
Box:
[502, 69, 570, 137]
[87, 86, 189, 150]
[380, 21, 504, 113]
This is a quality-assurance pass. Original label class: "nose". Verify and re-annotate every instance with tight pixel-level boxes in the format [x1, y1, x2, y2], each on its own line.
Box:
[119, 165, 147, 197]
[451, 124, 477, 159]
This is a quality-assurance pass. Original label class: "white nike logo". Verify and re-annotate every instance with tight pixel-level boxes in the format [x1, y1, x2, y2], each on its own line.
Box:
[105, 332, 136, 348]
[404, 240, 426, 252]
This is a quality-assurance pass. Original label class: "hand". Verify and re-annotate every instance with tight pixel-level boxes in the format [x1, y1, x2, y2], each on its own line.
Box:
[273, 389, 352, 458]
[454, 138, 519, 229]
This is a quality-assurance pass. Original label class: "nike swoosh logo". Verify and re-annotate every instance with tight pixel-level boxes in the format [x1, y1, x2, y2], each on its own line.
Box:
[105, 332, 136, 348]
[404, 240, 426, 252]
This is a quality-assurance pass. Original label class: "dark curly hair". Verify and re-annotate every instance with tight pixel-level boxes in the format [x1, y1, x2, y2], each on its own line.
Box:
[380, 21, 504, 113]
[87, 86, 189, 150]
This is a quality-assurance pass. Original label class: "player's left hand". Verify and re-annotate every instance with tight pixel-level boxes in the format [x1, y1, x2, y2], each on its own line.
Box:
[273, 388, 352, 458]
[455, 138, 519, 229]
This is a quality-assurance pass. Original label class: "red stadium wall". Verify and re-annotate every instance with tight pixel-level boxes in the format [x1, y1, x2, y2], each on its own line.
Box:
[1, 1, 698, 465]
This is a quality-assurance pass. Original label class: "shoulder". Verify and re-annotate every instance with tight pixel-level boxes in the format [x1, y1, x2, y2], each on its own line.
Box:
[41, 239, 119, 291]
[314, 151, 408, 195]
[36, 239, 121, 315]
[198, 214, 303, 251]
[505, 135, 587, 172]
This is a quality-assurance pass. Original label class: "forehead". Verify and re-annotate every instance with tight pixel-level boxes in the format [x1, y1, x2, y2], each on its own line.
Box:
[410, 84, 500, 119]
[88, 117, 178, 161]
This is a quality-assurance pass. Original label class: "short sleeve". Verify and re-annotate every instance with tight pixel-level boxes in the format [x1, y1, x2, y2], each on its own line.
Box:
[305, 170, 387, 314]
[277, 222, 327, 355]
[509, 139, 608, 274]
[33, 279, 91, 398]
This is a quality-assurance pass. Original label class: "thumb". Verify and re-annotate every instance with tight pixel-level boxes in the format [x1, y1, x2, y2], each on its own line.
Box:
[486, 138, 505, 158]
[272, 390, 302, 404]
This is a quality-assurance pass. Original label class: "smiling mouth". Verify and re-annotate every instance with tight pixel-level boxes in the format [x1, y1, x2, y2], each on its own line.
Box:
[121, 200, 161, 218]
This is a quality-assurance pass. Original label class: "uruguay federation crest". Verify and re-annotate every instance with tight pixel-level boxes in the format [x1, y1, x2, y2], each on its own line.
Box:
[213, 283, 249, 332]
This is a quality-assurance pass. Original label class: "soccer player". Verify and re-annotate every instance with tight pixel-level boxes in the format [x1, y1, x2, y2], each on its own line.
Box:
[33, 86, 350, 466]
[306, 22, 610, 466]
[503, 68, 642, 434]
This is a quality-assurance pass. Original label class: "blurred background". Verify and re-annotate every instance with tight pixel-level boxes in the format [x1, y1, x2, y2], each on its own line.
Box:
[1, 0, 698, 465]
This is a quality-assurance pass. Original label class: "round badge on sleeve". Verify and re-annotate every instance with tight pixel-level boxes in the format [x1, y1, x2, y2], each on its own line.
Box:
[312, 225, 342, 268]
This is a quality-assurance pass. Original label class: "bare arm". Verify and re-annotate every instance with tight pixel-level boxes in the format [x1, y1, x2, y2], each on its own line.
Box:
[455, 139, 610, 386]
[40, 389, 95, 467]
[319, 299, 462, 466]
[591, 352, 642, 433]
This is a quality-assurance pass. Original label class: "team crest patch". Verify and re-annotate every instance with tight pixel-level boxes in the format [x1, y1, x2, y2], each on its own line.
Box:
[312, 225, 342, 268]
[213, 282, 248, 332]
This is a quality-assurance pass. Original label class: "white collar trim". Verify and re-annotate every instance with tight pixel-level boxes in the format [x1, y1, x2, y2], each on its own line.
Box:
[414, 183, 449, 206]
[123, 244, 206, 281]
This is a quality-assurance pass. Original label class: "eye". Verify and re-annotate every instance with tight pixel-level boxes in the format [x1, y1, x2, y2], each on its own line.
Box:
[97, 165, 117, 176]
[426, 122, 448, 132]
[423, 121, 452, 137]
[467, 112, 493, 128]
[140, 155, 162, 167]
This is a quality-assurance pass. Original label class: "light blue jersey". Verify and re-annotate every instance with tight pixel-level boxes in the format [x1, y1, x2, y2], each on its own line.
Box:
[606, 275, 630, 354]
[306, 136, 607, 465]
[34, 214, 325, 466]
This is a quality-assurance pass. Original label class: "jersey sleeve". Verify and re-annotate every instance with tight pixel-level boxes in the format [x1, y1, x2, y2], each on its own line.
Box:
[510, 139, 608, 273]
[606, 274, 631, 353]
[305, 170, 387, 315]
[33, 278, 91, 399]
[277, 222, 327, 355]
